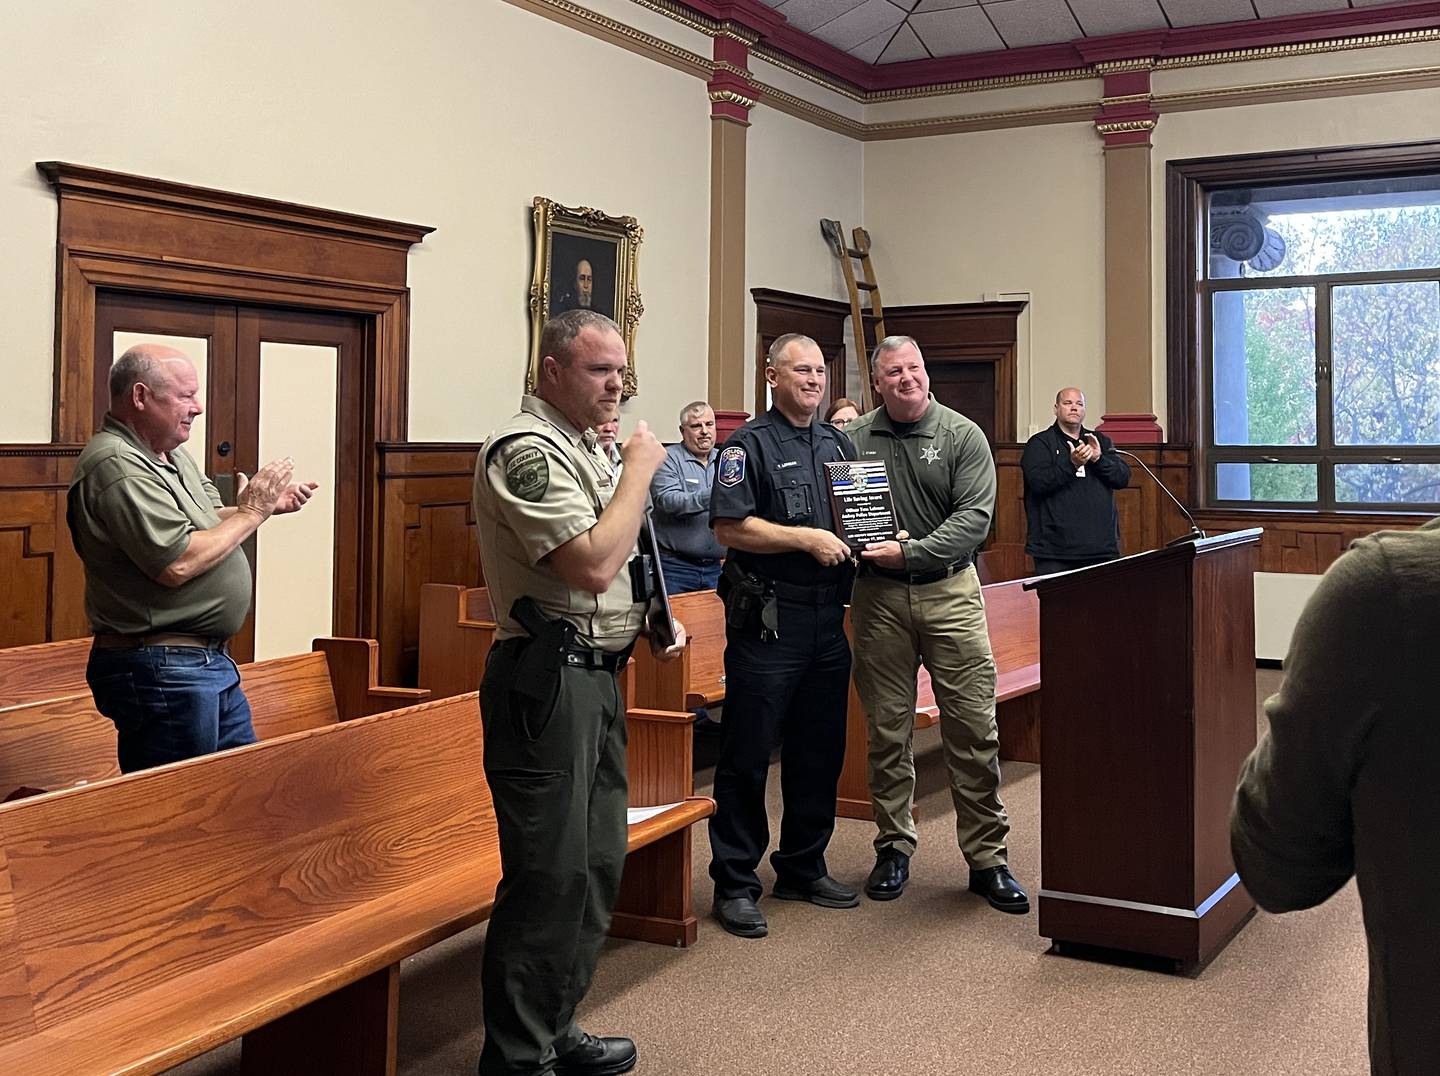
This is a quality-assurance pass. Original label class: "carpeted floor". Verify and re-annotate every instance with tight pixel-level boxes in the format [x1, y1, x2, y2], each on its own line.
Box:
[170, 667, 1372, 1075]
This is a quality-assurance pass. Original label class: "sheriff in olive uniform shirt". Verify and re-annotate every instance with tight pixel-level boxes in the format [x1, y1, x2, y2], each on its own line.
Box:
[845, 396, 996, 569]
[846, 393, 1017, 901]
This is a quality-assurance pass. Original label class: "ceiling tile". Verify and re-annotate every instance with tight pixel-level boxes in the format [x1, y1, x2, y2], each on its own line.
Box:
[775, 0, 869, 34]
[1066, 0, 1168, 36]
[911, 0, 981, 12]
[850, 24, 898, 62]
[1159, 0, 1260, 29]
[981, 0, 1084, 48]
[1253, 0, 1347, 14]
[885, 0, 924, 11]
[908, 5, 1007, 55]
[879, 21, 933, 60]
[812, 0, 908, 49]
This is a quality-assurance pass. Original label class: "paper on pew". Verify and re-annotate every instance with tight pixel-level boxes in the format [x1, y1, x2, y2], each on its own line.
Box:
[627, 802, 683, 825]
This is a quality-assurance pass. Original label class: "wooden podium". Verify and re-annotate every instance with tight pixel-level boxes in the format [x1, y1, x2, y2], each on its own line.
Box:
[1030, 530, 1261, 967]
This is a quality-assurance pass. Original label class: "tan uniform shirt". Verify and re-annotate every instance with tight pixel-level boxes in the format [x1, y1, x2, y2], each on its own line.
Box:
[472, 395, 645, 651]
[66, 414, 253, 637]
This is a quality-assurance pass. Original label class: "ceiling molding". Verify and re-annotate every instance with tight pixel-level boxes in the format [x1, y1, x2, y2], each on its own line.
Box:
[635, 0, 1440, 100]
[503, 0, 713, 79]
[506, 0, 1440, 141]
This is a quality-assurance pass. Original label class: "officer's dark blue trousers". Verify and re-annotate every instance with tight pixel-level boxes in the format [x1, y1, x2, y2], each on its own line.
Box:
[708, 596, 851, 901]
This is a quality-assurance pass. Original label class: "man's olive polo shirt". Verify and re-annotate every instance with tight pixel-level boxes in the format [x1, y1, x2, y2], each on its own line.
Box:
[67, 415, 252, 637]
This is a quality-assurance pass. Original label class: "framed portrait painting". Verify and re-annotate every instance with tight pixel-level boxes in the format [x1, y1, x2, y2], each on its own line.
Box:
[528, 196, 644, 397]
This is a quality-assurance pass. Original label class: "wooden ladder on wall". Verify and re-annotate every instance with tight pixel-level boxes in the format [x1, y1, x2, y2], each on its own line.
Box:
[821, 219, 885, 410]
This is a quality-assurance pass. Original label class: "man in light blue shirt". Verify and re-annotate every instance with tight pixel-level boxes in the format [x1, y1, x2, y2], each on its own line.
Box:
[650, 401, 724, 594]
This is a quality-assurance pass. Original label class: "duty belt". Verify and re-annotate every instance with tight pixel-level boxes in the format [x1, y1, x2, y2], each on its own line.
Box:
[769, 577, 842, 606]
[92, 632, 228, 651]
[496, 635, 633, 673]
[561, 644, 634, 672]
[865, 559, 971, 586]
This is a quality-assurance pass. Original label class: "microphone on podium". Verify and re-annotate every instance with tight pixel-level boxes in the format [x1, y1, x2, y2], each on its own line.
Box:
[1111, 448, 1206, 547]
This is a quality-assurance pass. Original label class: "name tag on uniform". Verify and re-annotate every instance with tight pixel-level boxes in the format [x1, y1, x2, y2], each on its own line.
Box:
[686, 477, 699, 484]
[776, 460, 799, 469]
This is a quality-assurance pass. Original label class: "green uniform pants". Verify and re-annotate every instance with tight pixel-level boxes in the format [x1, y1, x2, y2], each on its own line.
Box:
[479, 639, 629, 1076]
[850, 567, 1010, 869]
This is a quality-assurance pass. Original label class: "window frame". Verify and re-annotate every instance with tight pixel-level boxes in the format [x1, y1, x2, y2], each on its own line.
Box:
[1167, 140, 1440, 516]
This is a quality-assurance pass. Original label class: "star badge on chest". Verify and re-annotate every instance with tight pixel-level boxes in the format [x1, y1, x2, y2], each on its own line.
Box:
[919, 444, 942, 465]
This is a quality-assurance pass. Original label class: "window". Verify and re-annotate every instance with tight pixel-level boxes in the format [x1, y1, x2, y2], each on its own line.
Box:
[1169, 145, 1440, 513]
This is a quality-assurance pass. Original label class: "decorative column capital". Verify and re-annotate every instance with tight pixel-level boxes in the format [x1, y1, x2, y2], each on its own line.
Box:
[709, 37, 757, 122]
[1094, 66, 1158, 149]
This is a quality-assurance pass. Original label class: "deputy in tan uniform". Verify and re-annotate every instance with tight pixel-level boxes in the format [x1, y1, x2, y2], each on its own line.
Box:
[471, 309, 683, 1076]
[845, 336, 1029, 914]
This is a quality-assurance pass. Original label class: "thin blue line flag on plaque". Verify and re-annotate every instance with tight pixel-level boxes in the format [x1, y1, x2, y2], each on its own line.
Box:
[824, 459, 897, 550]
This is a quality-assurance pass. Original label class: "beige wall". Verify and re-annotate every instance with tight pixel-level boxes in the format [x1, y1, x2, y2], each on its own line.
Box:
[863, 121, 1105, 436]
[745, 106, 864, 409]
[0, 0, 711, 444]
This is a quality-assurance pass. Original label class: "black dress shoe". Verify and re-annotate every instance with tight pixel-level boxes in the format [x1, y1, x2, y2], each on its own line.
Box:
[968, 864, 1030, 914]
[714, 896, 768, 938]
[554, 1032, 637, 1076]
[865, 848, 910, 901]
[772, 874, 860, 909]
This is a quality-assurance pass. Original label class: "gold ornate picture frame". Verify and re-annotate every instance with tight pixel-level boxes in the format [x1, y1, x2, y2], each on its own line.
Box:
[528, 196, 644, 397]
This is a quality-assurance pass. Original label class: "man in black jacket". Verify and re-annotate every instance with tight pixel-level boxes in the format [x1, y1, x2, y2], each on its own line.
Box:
[1021, 387, 1131, 576]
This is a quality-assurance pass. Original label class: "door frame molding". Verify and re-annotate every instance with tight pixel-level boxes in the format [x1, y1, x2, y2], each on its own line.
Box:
[40, 162, 433, 640]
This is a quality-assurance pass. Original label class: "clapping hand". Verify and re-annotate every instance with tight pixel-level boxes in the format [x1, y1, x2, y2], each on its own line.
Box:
[237, 458, 318, 517]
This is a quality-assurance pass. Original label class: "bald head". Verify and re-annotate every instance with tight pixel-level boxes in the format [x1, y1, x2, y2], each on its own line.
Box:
[110, 344, 203, 456]
[110, 344, 192, 402]
[1054, 386, 1086, 435]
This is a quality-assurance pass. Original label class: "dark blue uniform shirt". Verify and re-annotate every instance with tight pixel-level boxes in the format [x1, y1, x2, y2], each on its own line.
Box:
[709, 408, 853, 588]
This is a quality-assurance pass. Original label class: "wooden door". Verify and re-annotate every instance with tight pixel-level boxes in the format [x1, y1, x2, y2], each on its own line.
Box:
[93, 293, 365, 661]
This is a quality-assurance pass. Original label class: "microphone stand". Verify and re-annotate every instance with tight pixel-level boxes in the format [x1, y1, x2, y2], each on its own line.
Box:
[1111, 449, 1206, 546]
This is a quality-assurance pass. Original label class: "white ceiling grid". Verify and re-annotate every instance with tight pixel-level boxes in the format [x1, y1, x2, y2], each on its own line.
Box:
[754, 0, 1431, 62]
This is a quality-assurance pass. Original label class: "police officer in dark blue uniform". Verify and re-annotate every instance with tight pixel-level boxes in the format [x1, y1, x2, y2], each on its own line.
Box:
[707, 332, 860, 939]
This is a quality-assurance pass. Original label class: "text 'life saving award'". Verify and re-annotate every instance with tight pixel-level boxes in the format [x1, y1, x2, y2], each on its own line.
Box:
[824, 460, 898, 551]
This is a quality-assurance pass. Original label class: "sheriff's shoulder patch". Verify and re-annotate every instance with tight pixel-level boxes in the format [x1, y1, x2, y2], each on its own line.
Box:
[504, 443, 549, 502]
[718, 445, 746, 487]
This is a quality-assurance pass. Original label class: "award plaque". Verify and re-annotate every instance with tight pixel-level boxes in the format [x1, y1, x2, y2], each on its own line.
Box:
[639, 510, 677, 648]
[825, 460, 898, 551]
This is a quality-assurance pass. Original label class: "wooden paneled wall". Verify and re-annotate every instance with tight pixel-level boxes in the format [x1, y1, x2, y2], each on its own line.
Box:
[0, 446, 88, 647]
[375, 443, 484, 684]
[4, 438, 1428, 683]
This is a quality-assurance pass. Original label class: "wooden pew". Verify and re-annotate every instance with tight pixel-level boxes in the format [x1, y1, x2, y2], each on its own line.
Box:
[0, 637, 91, 708]
[835, 577, 1042, 819]
[418, 583, 496, 701]
[0, 639, 428, 799]
[0, 693, 714, 1076]
[629, 588, 726, 712]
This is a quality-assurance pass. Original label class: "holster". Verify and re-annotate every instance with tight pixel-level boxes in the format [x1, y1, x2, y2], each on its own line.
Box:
[718, 559, 775, 635]
[508, 596, 578, 703]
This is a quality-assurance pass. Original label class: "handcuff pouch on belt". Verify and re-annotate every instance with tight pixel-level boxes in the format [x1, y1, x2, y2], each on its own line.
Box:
[508, 596, 578, 704]
[718, 560, 780, 640]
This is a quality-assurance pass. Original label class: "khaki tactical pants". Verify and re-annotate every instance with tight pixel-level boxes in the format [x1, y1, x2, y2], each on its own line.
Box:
[850, 566, 1009, 869]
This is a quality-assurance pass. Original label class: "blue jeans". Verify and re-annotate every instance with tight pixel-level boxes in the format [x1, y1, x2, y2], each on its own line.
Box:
[660, 554, 721, 595]
[86, 645, 257, 773]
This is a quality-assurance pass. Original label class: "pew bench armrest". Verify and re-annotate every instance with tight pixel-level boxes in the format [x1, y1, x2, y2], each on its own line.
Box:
[625, 796, 715, 854]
